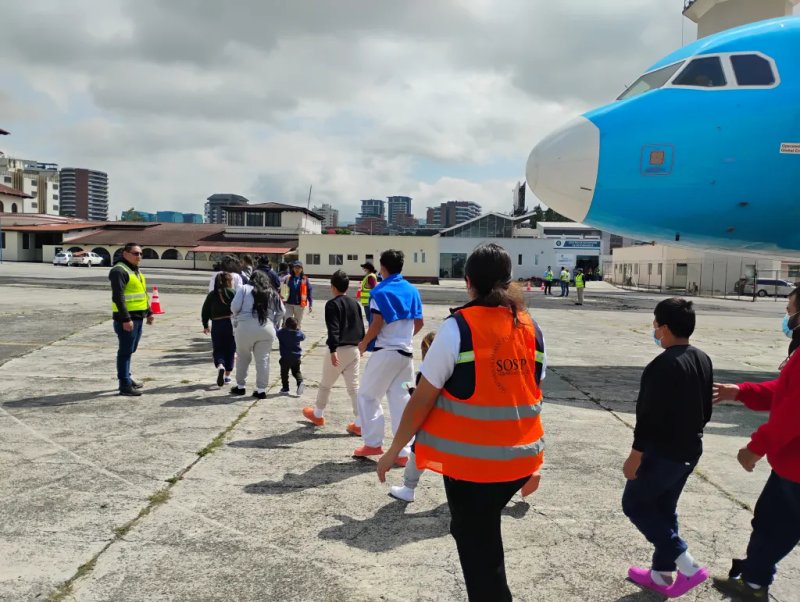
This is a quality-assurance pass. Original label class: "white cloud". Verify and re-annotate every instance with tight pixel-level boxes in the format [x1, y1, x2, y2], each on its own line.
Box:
[1, 0, 700, 221]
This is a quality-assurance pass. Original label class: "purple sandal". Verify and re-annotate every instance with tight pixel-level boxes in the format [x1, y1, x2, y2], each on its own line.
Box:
[628, 566, 671, 595]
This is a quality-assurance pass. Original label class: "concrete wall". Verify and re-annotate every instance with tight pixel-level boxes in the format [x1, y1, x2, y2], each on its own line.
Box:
[690, 0, 795, 38]
[1, 231, 40, 262]
[610, 244, 783, 294]
[227, 211, 322, 238]
[298, 234, 439, 280]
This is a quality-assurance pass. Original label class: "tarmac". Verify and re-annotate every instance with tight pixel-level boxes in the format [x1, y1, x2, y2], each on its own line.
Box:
[0, 264, 798, 601]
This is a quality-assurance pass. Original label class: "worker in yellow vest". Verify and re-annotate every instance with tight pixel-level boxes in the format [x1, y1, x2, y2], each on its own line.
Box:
[109, 243, 154, 396]
[575, 268, 586, 306]
[559, 266, 570, 297]
[543, 265, 554, 295]
[377, 242, 546, 601]
[359, 261, 379, 314]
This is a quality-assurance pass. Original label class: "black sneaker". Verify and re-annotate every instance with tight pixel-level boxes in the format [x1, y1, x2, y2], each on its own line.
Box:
[119, 386, 142, 397]
[130, 379, 144, 389]
[252, 390, 267, 399]
[712, 560, 768, 601]
[216, 367, 225, 387]
[230, 386, 246, 396]
[279, 389, 290, 396]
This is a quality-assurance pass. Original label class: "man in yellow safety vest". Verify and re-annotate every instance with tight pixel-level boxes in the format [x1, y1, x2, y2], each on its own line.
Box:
[109, 242, 154, 396]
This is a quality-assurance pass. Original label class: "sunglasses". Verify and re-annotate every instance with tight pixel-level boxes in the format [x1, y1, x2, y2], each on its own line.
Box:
[127, 251, 143, 256]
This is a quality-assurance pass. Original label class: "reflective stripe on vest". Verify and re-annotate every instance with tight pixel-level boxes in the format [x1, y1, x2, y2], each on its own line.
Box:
[359, 274, 374, 306]
[415, 305, 544, 483]
[299, 277, 308, 307]
[111, 263, 148, 313]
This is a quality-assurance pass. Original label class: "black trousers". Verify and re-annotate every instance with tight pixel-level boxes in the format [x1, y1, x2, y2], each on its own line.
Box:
[543, 281, 552, 295]
[279, 357, 303, 390]
[443, 474, 530, 602]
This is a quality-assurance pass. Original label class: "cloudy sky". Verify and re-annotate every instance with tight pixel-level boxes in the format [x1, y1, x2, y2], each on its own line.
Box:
[1, 0, 700, 222]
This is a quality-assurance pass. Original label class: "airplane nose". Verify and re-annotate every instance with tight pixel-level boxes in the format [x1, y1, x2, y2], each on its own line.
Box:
[526, 116, 600, 222]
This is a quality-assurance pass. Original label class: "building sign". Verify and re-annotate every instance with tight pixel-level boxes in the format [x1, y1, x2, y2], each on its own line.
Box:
[780, 142, 800, 154]
[554, 239, 601, 249]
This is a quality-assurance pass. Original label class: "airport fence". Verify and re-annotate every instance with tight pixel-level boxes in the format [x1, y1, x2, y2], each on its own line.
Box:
[602, 259, 799, 301]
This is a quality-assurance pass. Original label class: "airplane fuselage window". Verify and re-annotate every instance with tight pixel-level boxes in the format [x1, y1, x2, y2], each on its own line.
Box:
[617, 61, 684, 100]
[672, 56, 727, 87]
[731, 54, 776, 86]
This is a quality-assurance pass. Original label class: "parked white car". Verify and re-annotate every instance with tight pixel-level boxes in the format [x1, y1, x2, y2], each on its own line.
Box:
[52, 251, 72, 266]
[742, 278, 796, 298]
[68, 251, 104, 267]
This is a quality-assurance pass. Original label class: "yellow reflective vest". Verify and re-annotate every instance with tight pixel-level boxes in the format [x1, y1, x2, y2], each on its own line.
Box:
[359, 273, 376, 307]
[111, 262, 149, 313]
[575, 273, 585, 288]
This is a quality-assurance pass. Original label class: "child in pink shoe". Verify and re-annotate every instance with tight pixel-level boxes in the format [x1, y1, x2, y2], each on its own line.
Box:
[622, 299, 713, 598]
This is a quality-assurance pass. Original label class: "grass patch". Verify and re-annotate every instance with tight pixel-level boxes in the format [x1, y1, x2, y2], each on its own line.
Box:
[45, 556, 98, 601]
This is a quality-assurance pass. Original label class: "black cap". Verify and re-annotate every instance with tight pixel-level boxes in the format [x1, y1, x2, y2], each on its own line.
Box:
[360, 261, 376, 272]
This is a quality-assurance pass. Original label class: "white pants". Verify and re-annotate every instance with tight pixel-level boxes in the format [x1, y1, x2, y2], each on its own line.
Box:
[403, 450, 425, 489]
[577, 287, 585, 304]
[234, 319, 276, 390]
[284, 304, 305, 329]
[315, 345, 361, 426]
[357, 349, 414, 456]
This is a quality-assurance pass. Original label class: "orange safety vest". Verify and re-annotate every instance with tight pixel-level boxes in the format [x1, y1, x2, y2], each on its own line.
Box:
[415, 305, 545, 483]
[299, 277, 308, 307]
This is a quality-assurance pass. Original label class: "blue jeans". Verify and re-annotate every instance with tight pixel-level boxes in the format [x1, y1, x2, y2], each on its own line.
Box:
[742, 470, 800, 586]
[114, 318, 143, 388]
[622, 453, 696, 571]
[211, 319, 236, 371]
[560, 281, 569, 296]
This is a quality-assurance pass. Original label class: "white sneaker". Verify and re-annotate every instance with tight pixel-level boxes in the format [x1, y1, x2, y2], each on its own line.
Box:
[296, 382, 305, 396]
[389, 485, 415, 503]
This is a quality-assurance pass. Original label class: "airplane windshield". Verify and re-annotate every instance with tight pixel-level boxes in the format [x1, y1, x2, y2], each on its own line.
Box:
[617, 61, 684, 101]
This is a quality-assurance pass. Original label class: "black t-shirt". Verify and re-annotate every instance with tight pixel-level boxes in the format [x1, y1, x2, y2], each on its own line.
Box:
[633, 345, 713, 463]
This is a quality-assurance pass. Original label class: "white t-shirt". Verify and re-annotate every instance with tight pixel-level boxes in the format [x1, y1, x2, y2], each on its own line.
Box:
[208, 271, 243, 292]
[421, 316, 547, 390]
[370, 298, 416, 353]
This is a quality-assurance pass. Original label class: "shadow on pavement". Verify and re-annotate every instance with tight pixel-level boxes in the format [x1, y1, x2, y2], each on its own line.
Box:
[317, 499, 530, 552]
[243, 460, 374, 494]
[229, 424, 353, 449]
[2, 389, 117, 408]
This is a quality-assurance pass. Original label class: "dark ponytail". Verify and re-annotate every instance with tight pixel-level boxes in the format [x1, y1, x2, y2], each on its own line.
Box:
[464, 243, 526, 325]
[250, 271, 278, 326]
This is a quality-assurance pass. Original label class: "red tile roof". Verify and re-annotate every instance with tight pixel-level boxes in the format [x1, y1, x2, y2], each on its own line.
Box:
[0, 183, 33, 198]
[66, 223, 227, 247]
[1, 223, 101, 233]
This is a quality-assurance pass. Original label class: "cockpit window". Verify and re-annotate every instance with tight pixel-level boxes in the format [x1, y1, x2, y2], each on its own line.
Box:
[617, 61, 684, 101]
[731, 54, 775, 86]
[672, 56, 727, 87]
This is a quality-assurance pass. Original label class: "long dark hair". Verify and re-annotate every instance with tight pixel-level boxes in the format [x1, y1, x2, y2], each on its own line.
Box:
[464, 243, 526, 325]
[214, 272, 232, 305]
[250, 271, 279, 325]
[789, 288, 800, 356]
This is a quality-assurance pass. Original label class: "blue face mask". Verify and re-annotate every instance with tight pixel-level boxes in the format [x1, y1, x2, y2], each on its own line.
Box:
[652, 329, 662, 347]
[782, 313, 796, 338]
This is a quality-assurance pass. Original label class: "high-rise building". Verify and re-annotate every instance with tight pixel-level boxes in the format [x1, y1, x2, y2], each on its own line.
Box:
[0, 157, 60, 216]
[156, 211, 184, 223]
[312, 203, 339, 229]
[59, 168, 109, 221]
[425, 201, 481, 229]
[205, 193, 249, 224]
[387, 195, 412, 226]
[355, 198, 387, 234]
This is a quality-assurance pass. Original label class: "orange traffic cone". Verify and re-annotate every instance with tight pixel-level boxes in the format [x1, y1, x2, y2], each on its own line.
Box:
[540, 281, 545, 291]
[150, 286, 166, 315]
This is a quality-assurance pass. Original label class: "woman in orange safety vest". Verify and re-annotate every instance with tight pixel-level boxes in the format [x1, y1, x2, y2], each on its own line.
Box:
[378, 242, 546, 602]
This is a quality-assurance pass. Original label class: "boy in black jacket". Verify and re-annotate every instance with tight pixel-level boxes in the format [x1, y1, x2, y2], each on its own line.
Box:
[623, 298, 713, 598]
[277, 317, 305, 396]
[302, 270, 365, 433]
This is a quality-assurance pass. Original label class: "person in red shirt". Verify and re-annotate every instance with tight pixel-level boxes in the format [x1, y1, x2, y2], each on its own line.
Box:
[712, 288, 800, 600]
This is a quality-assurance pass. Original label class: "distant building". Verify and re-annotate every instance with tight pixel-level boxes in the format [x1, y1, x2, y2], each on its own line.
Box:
[0, 182, 34, 214]
[312, 203, 339, 228]
[355, 199, 387, 234]
[156, 211, 184, 223]
[426, 200, 481, 229]
[0, 157, 60, 216]
[387, 196, 412, 226]
[182, 213, 203, 224]
[59, 168, 109, 221]
[224, 202, 323, 238]
[205, 193, 249, 224]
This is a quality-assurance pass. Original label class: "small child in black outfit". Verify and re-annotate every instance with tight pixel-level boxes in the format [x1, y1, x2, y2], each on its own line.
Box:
[277, 317, 305, 396]
[622, 298, 713, 598]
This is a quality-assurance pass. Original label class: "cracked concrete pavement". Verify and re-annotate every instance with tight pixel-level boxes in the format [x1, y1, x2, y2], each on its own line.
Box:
[0, 272, 798, 601]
